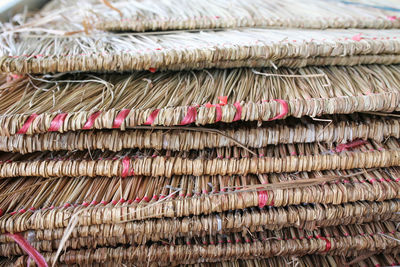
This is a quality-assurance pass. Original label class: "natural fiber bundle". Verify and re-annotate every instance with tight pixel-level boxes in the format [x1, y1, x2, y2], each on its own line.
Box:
[14, 0, 400, 35]
[2, 214, 399, 255]
[1, 166, 400, 230]
[93, 0, 400, 32]
[4, 253, 400, 267]
[2, 2, 400, 266]
[0, 137, 399, 178]
[0, 115, 399, 154]
[3, 221, 400, 265]
[2, 65, 400, 134]
[186, 254, 400, 267]
[2, 28, 400, 74]
[0, 199, 398, 246]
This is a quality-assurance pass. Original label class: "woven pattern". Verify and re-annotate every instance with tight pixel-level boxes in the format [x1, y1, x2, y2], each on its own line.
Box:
[4, 254, 400, 267]
[1, 138, 400, 177]
[2, 0, 400, 266]
[1, 166, 400, 233]
[1, 115, 399, 153]
[37, 0, 400, 32]
[2, 65, 400, 133]
[2, 29, 400, 73]
[3, 221, 400, 264]
[0, 199, 398, 243]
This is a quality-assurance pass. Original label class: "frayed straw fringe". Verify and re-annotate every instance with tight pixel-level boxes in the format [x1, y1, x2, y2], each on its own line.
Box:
[2, 92, 399, 134]
[2, 64, 400, 134]
[6, 0, 400, 35]
[0, 116, 399, 154]
[0, 137, 399, 178]
[0, 199, 398, 245]
[2, 28, 400, 73]
[1, 167, 400, 230]
[4, 221, 400, 265]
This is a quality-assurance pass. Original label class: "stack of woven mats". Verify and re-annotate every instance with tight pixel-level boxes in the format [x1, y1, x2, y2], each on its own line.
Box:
[1, 0, 400, 266]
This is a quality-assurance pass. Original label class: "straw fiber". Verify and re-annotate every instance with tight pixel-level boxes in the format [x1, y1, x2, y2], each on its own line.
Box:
[0, 199, 398, 244]
[2, 253, 400, 267]
[1, 137, 400, 178]
[3, 221, 400, 265]
[1, 166, 400, 231]
[23, 0, 400, 33]
[189, 254, 400, 267]
[2, 216, 400, 257]
[2, 29, 400, 74]
[0, 115, 398, 154]
[2, 65, 400, 134]
[1, 0, 400, 266]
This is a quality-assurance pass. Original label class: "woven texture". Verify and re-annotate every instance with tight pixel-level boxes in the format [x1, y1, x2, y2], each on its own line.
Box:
[2, 0, 400, 266]
[35, 0, 400, 32]
[3, 221, 400, 265]
[2, 65, 400, 134]
[0, 115, 399, 153]
[2, 29, 400, 73]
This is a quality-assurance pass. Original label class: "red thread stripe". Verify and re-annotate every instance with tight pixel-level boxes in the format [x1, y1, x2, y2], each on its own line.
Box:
[218, 96, 228, 106]
[258, 191, 268, 208]
[258, 181, 273, 208]
[233, 102, 242, 122]
[316, 235, 331, 252]
[112, 109, 131, 128]
[48, 113, 67, 132]
[269, 99, 289, 121]
[180, 106, 197, 125]
[16, 113, 38, 134]
[205, 102, 213, 108]
[352, 33, 362, 41]
[82, 111, 101, 130]
[121, 156, 134, 178]
[215, 104, 222, 122]
[335, 139, 367, 152]
[6, 233, 48, 267]
[143, 109, 160, 125]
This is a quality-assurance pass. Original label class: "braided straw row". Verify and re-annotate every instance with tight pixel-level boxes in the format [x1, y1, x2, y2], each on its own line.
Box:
[0, 147, 399, 178]
[4, 222, 400, 265]
[2, 29, 400, 73]
[2, 220, 400, 257]
[99, 17, 400, 32]
[4, 220, 399, 256]
[2, 165, 395, 214]
[2, 167, 400, 232]
[1, 116, 400, 153]
[2, 64, 400, 134]
[3, 65, 400, 115]
[6, 54, 399, 74]
[5, 253, 400, 267]
[30, 0, 400, 33]
[187, 254, 400, 267]
[2, 92, 399, 135]
[1, 199, 398, 244]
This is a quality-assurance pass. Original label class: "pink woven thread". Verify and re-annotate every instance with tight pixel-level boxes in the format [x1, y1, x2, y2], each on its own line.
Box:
[16, 113, 38, 134]
[82, 111, 101, 130]
[6, 233, 48, 267]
